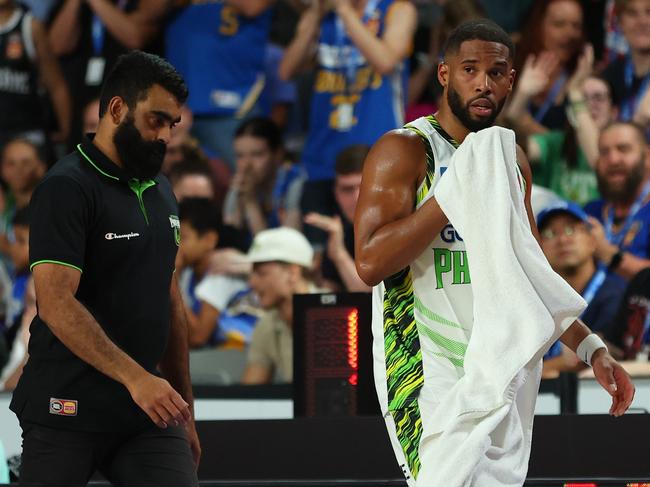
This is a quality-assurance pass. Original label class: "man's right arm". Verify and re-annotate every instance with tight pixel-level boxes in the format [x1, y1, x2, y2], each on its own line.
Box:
[354, 130, 449, 286]
[33, 263, 189, 429]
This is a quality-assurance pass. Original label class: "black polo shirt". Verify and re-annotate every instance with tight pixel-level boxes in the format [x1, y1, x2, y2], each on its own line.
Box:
[11, 139, 180, 432]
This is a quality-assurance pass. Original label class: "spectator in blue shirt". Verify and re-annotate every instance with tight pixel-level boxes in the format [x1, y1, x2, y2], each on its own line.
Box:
[538, 201, 626, 375]
[584, 121, 650, 280]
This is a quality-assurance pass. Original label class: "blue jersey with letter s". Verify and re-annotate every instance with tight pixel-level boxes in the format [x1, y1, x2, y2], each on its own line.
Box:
[301, 0, 406, 181]
[165, 1, 272, 116]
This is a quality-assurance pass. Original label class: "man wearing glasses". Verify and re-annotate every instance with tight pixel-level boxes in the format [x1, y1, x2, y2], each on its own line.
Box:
[537, 201, 627, 373]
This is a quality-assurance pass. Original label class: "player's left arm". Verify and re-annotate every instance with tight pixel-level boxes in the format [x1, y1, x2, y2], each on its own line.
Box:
[160, 274, 201, 467]
[518, 145, 635, 416]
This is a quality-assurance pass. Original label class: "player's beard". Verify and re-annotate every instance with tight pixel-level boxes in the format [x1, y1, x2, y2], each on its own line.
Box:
[114, 115, 166, 180]
[447, 83, 505, 132]
[597, 156, 646, 203]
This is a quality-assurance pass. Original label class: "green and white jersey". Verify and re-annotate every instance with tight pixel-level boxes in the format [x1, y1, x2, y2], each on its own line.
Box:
[372, 115, 474, 479]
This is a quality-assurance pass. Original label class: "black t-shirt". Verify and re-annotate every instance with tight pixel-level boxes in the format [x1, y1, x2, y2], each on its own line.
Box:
[10, 140, 179, 432]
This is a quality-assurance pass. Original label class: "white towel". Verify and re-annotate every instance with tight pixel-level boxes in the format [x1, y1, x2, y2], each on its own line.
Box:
[420, 126, 586, 486]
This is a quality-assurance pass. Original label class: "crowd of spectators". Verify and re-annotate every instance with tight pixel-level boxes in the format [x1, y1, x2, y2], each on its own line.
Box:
[0, 0, 649, 387]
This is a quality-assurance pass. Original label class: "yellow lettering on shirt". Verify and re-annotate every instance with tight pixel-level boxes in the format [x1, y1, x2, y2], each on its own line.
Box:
[219, 5, 239, 36]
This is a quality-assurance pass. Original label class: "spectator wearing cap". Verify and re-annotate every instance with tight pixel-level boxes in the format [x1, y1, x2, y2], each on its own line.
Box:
[538, 200, 627, 375]
[241, 227, 325, 384]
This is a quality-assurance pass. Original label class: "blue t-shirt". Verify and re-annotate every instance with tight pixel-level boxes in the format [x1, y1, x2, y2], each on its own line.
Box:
[301, 0, 405, 181]
[584, 197, 650, 260]
[165, 2, 272, 117]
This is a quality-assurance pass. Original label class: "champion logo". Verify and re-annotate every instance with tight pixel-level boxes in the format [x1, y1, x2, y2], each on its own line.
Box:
[105, 232, 140, 241]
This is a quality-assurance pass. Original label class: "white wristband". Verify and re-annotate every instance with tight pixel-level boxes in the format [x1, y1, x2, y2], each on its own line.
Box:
[576, 333, 607, 366]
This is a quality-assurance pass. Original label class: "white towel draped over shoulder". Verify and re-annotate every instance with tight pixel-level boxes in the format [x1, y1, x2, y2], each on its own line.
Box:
[421, 126, 586, 486]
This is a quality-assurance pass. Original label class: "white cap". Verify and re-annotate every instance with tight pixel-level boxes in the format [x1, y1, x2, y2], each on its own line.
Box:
[246, 227, 313, 268]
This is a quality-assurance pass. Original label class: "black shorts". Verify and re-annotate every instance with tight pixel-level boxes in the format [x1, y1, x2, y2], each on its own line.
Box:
[18, 422, 198, 487]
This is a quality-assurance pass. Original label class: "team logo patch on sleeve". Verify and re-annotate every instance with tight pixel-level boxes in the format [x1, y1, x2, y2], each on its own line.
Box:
[169, 215, 181, 246]
[49, 398, 78, 416]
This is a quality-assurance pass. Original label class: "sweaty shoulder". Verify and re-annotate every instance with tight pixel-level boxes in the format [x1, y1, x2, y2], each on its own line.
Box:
[365, 129, 428, 186]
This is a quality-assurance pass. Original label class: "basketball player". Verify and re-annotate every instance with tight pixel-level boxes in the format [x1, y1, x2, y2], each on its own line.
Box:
[354, 19, 635, 486]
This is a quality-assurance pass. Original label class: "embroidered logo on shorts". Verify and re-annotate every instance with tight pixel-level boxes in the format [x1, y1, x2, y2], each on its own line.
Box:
[49, 398, 78, 416]
[169, 215, 180, 246]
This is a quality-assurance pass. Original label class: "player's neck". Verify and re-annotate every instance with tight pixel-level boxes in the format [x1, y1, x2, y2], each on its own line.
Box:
[561, 259, 597, 294]
[433, 105, 471, 144]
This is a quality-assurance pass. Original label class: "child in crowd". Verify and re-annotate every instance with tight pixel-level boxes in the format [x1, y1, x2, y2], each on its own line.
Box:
[178, 198, 260, 349]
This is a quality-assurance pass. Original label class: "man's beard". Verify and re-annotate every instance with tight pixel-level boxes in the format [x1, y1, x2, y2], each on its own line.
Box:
[447, 83, 505, 132]
[597, 158, 646, 203]
[113, 116, 166, 180]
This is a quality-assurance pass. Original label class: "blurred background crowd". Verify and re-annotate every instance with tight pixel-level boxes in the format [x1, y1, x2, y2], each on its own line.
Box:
[0, 0, 649, 388]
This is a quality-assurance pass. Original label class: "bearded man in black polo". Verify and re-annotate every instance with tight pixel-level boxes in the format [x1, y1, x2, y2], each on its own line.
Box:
[11, 50, 200, 486]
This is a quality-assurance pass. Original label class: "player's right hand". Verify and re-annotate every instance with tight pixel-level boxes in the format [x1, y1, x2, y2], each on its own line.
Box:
[127, 373, 192, 428]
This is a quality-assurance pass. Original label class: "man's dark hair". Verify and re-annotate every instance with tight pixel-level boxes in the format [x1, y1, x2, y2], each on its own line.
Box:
[335, 144, 370, 176]
[602, 121, 648, 147]
[167, 156, 214, 186]
[234, 117, 283, 152]
[99, 51, 188, 117]
[443, 19, 515, 62]
[178, 197, 222, 237]
[12, 206, 30, 228]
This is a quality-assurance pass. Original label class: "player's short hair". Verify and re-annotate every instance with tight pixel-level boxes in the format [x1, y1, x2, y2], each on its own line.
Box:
[99, 50, 188, 117]
[443, 19, 515, 62]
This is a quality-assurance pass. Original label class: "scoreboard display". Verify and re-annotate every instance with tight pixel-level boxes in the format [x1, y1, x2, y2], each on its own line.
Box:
[293, 293, 379, 417]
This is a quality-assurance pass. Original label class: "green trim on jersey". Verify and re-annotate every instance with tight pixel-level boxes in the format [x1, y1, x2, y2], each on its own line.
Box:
[383, 267, 424, 478]
[393, 406, 423, 479]
[426, 115, 459, 148]
[383, 268, 423, 411]
[382, 115, 461, 481]
[404, 124, 435, 206]
[414, 295, 468, 331]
